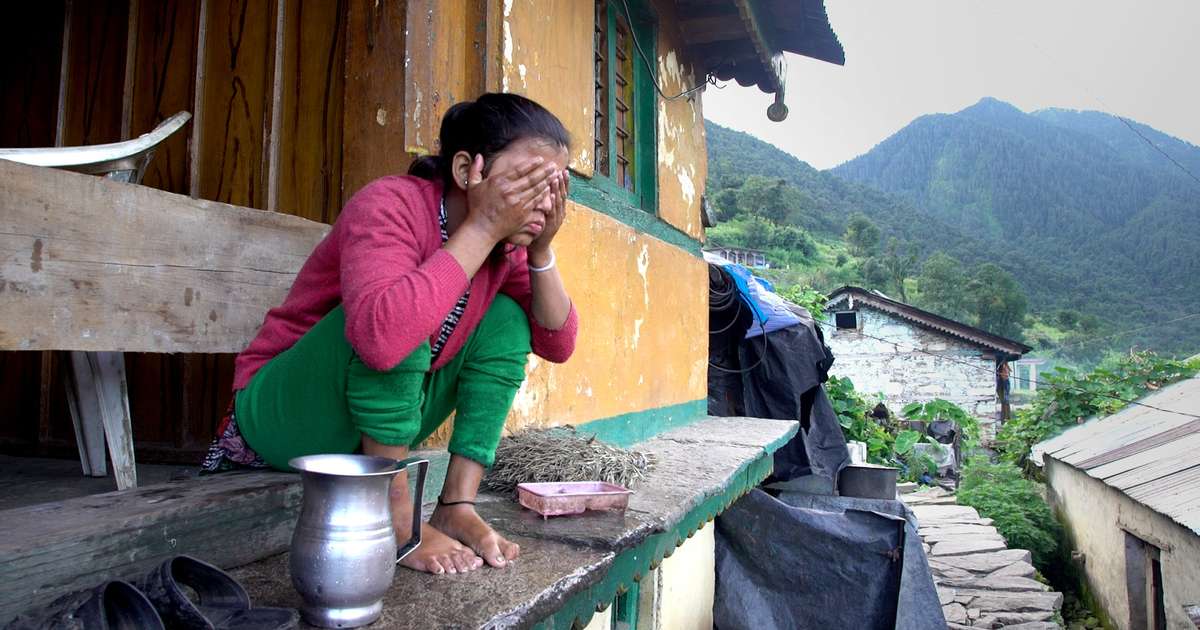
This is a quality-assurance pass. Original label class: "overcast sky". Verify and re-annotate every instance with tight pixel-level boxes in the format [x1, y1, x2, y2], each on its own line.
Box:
[702, 0, 1200, 170]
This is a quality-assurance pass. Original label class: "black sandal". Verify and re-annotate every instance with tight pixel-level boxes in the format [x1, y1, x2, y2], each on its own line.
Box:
[138, 556, 297, 630]
[4, 581, 164, 630]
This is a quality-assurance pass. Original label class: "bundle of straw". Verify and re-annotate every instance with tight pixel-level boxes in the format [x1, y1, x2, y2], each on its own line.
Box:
[483, 427, 655, 493]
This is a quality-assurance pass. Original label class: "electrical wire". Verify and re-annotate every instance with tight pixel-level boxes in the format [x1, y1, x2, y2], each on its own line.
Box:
[813, 319, 1200, 421]
[1009, 30, 1200, 189]
[617, 0, 728, 101]
[706, 267, 769, 374]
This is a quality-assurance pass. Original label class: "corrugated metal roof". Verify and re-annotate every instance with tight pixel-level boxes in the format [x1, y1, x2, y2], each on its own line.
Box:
[1032, 376, 1200, 536]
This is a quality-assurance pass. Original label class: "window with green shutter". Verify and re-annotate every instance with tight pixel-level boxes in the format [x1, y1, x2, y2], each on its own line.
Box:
[591, 0, 657, 213]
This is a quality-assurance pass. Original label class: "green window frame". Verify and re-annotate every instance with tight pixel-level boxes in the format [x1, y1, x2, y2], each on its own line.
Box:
[589, 0, 657, 214]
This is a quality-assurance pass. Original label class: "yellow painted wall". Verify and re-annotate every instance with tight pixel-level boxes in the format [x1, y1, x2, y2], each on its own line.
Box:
[636, 523, 716, 630]
[1046, 458, 1200, 630]
[654, 0, 708, 241]
[421, 1, 712, 446]
[506, 204, 709, 431]
[425, 202, 709, 446]
[499, 0, 596, 176]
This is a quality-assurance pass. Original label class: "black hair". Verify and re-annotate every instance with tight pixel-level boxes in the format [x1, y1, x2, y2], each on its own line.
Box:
[409, 92, 571, 184]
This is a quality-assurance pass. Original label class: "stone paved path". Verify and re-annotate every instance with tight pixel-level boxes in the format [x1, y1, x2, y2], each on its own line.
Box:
[904, 488, 1063, 630]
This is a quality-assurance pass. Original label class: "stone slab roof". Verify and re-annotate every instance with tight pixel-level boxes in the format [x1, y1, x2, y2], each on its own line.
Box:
[826, 286, 1032, 357]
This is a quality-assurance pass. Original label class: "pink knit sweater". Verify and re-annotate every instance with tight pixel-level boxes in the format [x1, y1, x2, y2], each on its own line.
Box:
[233, 175, 578, 391]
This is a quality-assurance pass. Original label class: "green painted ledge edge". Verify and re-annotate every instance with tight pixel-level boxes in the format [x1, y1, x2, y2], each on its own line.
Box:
[410, 399, 709, 497]
[573, 399, 708, 447]
[532, 443, 784, 630]
[569, 179, 703, 257]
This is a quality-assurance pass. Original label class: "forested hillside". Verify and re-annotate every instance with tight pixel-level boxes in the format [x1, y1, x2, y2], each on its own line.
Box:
[704, 100, 1200, 363]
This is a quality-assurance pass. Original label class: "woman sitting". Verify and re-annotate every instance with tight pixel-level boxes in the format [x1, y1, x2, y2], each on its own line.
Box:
[202, 93, 578, 575]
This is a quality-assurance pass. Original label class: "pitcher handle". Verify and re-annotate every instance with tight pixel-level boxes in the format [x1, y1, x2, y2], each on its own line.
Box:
[395, 457, 429, 563]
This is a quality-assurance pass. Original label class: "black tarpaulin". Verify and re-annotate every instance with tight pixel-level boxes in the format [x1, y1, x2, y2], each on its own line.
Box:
[714, 490, 945, 630]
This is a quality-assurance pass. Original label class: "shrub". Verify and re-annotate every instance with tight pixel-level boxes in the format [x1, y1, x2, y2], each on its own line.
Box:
[957, 458, 1062, 569]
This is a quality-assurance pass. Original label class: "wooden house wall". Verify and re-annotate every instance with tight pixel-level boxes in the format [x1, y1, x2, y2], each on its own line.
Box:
[1, 0, 709, 464]
[0, 0, 490, 462]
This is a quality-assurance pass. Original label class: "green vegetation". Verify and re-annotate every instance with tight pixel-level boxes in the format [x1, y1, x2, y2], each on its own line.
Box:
[826, 377, 973, 483]
[705, 97, 1200, 365]
[957, 458, 1062, 568]
[996, 351, 1200, 467]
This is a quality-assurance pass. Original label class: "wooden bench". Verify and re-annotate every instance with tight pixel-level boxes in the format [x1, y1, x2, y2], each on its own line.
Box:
[0, 156, 330, 475]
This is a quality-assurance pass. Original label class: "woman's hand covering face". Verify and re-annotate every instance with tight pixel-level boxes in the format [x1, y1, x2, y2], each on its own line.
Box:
[464, 154, 557, 243]
[529, 169, 568, 255]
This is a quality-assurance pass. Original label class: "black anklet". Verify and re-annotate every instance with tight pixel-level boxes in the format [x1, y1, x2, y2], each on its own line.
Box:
[438, 496, 476, 507]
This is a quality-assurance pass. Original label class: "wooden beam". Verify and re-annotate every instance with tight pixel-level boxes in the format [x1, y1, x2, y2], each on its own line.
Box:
[341, 0, 409, 205]
[0, 159, 329, 354]
[0, 471, 302, 625]
[678, 14, 745, 45]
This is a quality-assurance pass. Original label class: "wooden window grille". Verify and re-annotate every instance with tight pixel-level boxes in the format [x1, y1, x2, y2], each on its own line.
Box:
[613, 12, 635, 192]
[591, 0, 654, 210]
[594, 0, 610, 177]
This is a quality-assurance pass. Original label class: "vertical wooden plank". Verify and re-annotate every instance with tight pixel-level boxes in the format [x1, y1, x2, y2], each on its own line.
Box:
[120, 0, 140, 138]
[265, 0, 288, 213]
[274, 0, 347, 223]
[192, 0, 274, 207]
[482, 0, 504, 93]
[0, 1, 67, 148]
[55, 0, 73, 146]
[341, 0, 409, 204]
[403, 0, 487, 157]
[189, 0, 209, 198]
[0, 2, 67, 455]
[178, 0, 279, 452]
[128, 0, 200, 194]
[123, 0, 203, 464]
[60, 1, 130, 146]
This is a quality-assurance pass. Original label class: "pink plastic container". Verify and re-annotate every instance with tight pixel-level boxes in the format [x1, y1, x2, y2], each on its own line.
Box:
[516, 481, 633, 518]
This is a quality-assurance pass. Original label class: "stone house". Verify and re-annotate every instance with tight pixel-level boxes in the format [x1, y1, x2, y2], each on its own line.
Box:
[823, 286, 1030, 439]
[1033, 376, 1200, 630]
[0, 0, 845, 627]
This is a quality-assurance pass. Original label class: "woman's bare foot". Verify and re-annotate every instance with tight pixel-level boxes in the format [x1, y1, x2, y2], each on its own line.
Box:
[430, 504, 521, 568]
[397, 522, 484, 575]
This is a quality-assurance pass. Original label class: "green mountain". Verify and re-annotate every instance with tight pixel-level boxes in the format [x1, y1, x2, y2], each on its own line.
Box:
[704, 99, 1200, 361]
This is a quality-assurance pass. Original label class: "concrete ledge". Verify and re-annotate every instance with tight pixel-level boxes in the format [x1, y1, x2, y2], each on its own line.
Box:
[235, 416, 798, 629]
[0, 416, 798, 629]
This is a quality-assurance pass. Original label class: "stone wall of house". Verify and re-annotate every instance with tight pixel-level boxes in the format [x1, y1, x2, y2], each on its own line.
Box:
[826, 308, 1000, 437]
[1045, 458, 1200, 630]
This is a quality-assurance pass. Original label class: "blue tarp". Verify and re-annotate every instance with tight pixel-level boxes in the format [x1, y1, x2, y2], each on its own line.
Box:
[703, 252, 802, 338]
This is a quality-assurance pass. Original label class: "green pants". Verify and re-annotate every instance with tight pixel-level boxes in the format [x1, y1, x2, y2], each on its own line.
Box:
[236, 295, 532, 469]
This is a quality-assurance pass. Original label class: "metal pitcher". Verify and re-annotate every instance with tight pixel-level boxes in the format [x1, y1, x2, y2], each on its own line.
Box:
[288, 454, 429, 628]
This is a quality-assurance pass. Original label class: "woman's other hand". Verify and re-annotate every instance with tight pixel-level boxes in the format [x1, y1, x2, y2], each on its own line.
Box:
[465, 154, 556, 244]
[528, 170, 568, 263]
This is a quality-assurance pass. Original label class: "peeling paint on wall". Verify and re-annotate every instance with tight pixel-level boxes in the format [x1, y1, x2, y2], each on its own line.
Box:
[423, 202, 708, 447]
[654, 28, 706, 240]
[499, 0, 595, 175]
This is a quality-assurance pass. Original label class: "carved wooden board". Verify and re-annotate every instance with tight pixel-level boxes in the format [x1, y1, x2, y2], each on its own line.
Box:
[0, 159, 329, 353]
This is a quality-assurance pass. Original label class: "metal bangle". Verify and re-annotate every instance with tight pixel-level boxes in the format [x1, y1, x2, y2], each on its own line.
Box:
[528, 249, 556, 273]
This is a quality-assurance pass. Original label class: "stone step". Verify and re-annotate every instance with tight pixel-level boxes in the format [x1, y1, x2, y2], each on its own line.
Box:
[930, 536, 1009, 557]
[937, 574, 1050, 593]
[989, 561, 1037, 579]
[910, 504, 981, 521]
[974, 610, 1056, 627]
[918, 523, 1001, 537]
[921, 530, 1004, 544]
[928, 549, 1033, 574]
[952, 589, 1063, 613]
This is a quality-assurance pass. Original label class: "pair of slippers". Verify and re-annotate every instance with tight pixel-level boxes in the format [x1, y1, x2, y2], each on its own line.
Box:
[6, 555, 297, 630]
